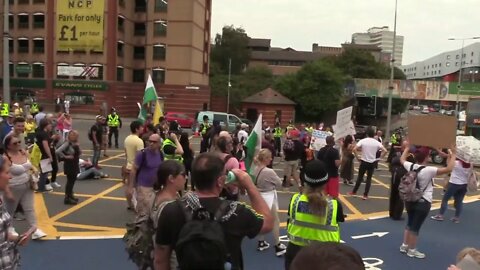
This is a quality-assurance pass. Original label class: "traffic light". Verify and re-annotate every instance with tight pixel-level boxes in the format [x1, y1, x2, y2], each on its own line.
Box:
[367, 96, 377, 116]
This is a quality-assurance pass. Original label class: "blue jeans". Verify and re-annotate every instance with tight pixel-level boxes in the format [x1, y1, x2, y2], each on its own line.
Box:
[439, 183, 467, 218]
[92, 145, 101, 166]
[38, 172, 49, 191]
[77, 167, 103, 180]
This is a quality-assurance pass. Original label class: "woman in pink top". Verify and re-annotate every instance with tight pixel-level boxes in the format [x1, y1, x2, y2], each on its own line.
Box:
[58, 113, 73, 141]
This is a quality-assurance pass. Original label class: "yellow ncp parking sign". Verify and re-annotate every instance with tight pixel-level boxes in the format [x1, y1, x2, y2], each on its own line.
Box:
[56, 0, 105, 52]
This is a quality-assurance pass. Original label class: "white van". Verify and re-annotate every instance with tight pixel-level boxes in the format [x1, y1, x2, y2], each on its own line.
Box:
[196, 111, 243, 132]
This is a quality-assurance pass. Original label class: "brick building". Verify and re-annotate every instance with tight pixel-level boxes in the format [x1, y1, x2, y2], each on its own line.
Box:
[0, 0, 212, 116]
[241, 87, 295, 126]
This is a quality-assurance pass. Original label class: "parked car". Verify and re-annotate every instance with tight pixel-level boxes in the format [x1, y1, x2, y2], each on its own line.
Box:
[165, 112, 195, 128]
[196, 111, 243, 132]
[413, 105, 422, 110]
[439, 109, 446, 115]
[445, 110, 455, 116]
[421, 106, 430, 114]
[428, 107, 436, 112]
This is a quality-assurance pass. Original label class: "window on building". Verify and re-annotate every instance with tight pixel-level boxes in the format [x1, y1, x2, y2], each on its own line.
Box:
[90, 64, 103, 80]
[65, 93, 94, 105]
[439, 63, 441, 67]
[456, 62, 459, 66]
[134, 23, 146, 36]
[33, 0, 45, 3]
[456, 55, 460, 59]
[8, 14, 13, 29]
[463, 53, 466, 58]
[118, 16, 125, 32]
[133, 69, 145, 82]
[154, 21, 167, 36]
[72, 63, 86, 80]
[8, 0, 13, 4]
[18, 14, 29, 29]
[446, 62, 450, 67]
[135, 0, 146, 12]
[8, 39, 13, 53]
[133, 46, 145, 59]
[152, 68, 165, 83]
[17, 63, 29, 78]
[18, 0, 29, 4]
[9, 63, 13, 77]
[32, 63, 44, 78]
[153, 44, 166, 60]
[57, 63, 69, 79]
[447, 55, 451, 60]
[33, 14, 44, 28]
[155, 0, 168, 12]
[116, 66, 124, 81]
[472, 52, 474, 56]
[18, 39, 29, 53]
[33, 39, 44, 53]
[471, 59, 473, 64]
[119, 0, 125, 7]
[117, 41, 124, 57]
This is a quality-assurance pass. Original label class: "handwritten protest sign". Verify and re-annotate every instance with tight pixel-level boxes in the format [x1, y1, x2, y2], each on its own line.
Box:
[333, 106, 355, 140]
[310, 130, 331, 151]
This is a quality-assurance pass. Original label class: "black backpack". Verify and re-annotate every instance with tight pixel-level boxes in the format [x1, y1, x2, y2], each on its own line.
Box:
[175, 197, 231, 270]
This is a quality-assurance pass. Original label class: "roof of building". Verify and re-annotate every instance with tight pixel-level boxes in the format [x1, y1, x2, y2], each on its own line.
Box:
[242, 87, 296, 105]
[341, 43, 382, 51]
[250, 49, 326, 62]
[248, 38, 271, 48]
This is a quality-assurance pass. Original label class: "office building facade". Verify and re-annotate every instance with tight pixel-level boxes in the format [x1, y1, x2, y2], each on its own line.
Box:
[0, 0, 212, 116]
[352, 26, 404, 66]
[401, 42, 480, 82]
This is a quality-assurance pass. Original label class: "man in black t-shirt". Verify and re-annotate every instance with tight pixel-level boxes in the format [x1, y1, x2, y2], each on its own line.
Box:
[317, 136, 341, 198]
[90, 116, 104, 167]
[154, 153, 273, 270]
[283, 130, 306, 190]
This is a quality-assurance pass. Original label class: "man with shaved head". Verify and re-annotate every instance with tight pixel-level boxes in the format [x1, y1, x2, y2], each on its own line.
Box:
[128, 133, 164, 216]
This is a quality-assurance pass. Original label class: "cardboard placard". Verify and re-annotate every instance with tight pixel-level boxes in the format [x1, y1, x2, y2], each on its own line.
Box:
[407, 115, 456, 148]
[310, 130, 331, 151]
[334, 106, 354, 139]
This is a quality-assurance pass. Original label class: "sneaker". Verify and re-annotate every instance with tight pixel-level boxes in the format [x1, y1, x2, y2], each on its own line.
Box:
[45, 184, 53, 191]
[399, 244, 408, 253]
[430, 215, 444, 221]
[8, 227, 18, 238]
[51, 182, 61, 188]
[347, 191, 356, 196]
[362, 195, 368, 200]
[275, 243, 287, 256]
[450, 217, 460, 224]
[347, 181, 354, 186]
[32, 229, 47, 240]
[407, 249, 426, 259]
[257, 240, 270, 251]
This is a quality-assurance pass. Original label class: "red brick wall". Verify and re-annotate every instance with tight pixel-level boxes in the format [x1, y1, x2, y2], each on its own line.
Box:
[210, 96, 227, 112]
[241, 103, 295, 127]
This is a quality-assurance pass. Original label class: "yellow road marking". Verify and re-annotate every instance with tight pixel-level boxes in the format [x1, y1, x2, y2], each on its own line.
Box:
[353, 168, 390, 189]
[49, 183, 124, 222]
[99, 153, 125, 163]
[53, 221, 124, 231]
[337, 194, 363, 216]
[34, 193, 57, 236]
[99, 164, 123, 168]
[49, 192, 126, 201]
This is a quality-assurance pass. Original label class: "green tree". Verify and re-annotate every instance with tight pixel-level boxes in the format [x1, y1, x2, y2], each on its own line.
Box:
[211, 25, 250, 74]
[275, 60, 345, 119]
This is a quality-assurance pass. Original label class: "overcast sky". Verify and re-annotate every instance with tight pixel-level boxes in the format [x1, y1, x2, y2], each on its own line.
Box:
[211, 0, 480, 65]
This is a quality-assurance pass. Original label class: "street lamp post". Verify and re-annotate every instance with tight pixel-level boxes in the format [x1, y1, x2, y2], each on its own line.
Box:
[227, 58, 232, 113]
[3, 0, 10, 104]
[385, 0, 398, 144]
[448, 37, 480, 115]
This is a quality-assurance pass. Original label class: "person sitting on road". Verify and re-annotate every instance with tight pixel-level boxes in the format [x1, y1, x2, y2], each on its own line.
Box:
[398, 144, 456, 259]
[285, 159, 346, 270]
[154, 152, 273, 270]
[77, 159, 109, 180]
[290, 242, 365, 270]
